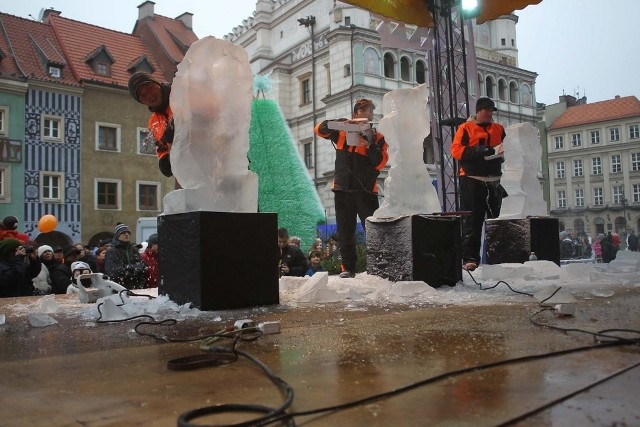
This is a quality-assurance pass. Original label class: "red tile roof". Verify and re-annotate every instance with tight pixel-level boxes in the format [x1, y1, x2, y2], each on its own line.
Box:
[0, 13, 78, 86]
[45, 13, 166, 88]
[137, 14, 197, 65]
[549, 96, 640, 130]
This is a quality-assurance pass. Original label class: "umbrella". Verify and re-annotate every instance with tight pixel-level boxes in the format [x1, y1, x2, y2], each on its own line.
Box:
[341, 0, 542, 27]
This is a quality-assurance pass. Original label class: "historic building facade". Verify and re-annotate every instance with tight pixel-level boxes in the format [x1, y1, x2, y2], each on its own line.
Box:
[225, 0, 538, 221]
[546, 95, 640, 239]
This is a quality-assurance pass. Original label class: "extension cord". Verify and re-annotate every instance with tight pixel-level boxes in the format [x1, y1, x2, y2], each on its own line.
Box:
[258, 321, 281, 335]
[234, 319, 256, 330]
[554, 303, 576, 316]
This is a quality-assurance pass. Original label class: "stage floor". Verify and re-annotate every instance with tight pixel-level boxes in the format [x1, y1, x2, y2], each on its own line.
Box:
[1, 286, 639, 426]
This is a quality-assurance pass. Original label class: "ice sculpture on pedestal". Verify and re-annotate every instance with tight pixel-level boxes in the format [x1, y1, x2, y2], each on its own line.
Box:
[373, 84, 441, 217]
[498, 123, 548, 219]
[164, 36, 258, 214]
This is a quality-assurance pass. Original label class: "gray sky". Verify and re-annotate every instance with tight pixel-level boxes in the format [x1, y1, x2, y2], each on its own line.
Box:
[1, 0, 638, 106]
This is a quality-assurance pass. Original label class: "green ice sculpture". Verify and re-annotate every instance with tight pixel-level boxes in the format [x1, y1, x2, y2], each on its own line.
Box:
[249, 90, 325, 251]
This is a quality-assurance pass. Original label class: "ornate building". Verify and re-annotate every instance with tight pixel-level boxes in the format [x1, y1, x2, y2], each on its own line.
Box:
[225, 0, 538, 222]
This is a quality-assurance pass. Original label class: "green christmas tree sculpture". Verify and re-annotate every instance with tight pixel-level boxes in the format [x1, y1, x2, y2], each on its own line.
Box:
[249, 76, 325, 250]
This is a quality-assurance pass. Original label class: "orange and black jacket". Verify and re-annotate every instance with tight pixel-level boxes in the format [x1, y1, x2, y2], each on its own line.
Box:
[147, 83, 174, 177]
[451, 116, 505, 177]
[314, 119, 389, 193]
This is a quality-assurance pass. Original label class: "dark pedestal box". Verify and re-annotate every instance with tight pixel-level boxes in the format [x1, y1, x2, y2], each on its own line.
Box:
[158, 211, 279, 310]
[485, 217, 560, 266]
[366, 215, 462, 287]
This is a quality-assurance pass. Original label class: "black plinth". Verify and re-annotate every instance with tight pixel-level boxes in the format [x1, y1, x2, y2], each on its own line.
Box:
[366, 215, 462, 287]
[485, 217, 560, 266]
[158, 211, 279, 310]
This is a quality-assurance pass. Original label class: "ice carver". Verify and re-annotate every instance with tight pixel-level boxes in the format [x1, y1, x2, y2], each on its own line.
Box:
[314, 99, 389, 278]
[127, 72, 177, 184]
[451, 97, 506, 271]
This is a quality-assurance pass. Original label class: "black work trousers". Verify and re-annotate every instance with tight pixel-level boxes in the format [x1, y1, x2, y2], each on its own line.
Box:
[334, 190, 379, 272]
[459, 176, 504, 264]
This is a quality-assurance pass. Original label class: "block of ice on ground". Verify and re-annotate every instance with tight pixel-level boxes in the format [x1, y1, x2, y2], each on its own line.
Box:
[498, 123, 547, 219]
[375, 84, 441, 217]
[559, 263, 597, 281]
[28, 313, 58, 327]
[35, 294, 60, 313]
[522, 260, 562, 280]
[390, 281, 436, 297]
[167, 36, 257, 213]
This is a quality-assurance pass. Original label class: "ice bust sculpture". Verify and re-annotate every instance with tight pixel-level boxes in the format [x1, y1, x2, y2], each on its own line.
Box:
[163, 36, 258, 214]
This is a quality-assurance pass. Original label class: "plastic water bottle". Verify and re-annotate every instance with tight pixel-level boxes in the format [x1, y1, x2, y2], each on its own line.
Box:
[529, 252, 537, 261]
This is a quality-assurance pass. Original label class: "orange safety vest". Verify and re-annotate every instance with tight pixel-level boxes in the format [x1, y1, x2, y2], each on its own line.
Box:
[148, 106, 173, 159]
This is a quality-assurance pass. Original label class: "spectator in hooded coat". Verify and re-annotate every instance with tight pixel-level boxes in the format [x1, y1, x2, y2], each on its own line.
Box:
[140, 234, 159, 288]
[104, 223, 147, 289]
[0, 238, 40, 297]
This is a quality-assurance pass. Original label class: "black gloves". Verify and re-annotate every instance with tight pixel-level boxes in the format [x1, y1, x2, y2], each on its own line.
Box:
[483, 146, 495, 157]
[161, 119, 175, 146]
[159, 156, 173, 177]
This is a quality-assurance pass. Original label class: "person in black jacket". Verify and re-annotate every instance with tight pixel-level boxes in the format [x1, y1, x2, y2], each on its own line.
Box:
[314, 99, 389, 278]
[0, 238, 40, 298]
[277, 228, 308, 277]
[50, 245, 81, 294]
[104, 223, 147, 289]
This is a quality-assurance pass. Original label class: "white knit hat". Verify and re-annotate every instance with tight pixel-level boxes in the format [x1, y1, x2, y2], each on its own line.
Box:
[37, 245, 54, 257]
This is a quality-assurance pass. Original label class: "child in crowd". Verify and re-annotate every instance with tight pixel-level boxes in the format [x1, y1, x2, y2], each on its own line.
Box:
[305, 251, 325, 276]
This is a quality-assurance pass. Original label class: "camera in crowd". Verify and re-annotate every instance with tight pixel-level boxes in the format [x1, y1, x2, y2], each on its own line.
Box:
[22, 246, 35, 254]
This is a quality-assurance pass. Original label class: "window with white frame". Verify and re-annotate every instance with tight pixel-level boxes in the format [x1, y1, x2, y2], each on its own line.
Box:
[554, 135, 563, 149]
[137, 181, 160, 211]
[630, 124, 640, 140]
[300, 75, 311, 105]
[571, 133, 581, 147]
[303, 142, 312, 169]
[555, 161, 565, 178]
[96, 122, 121, 152]
[95, 178, 121, 210]
[40, 171, 64, 202]
[612, 185, 624, 204]
[557, 190, 566, 208]
[592, 157, 602, 175]
[0, 107, 7, 135]
[573, 159, 583, 177]
[593, 187, 603, 206]
[611, 154, 622, 173]
[0, 165, 6, 200]
[632, 153, 640, 171]
[590, 130, 600, 144]
[575, 188, 585, 207]
[137, 127, 156, 156]
[634, 184, 640, 203]
[609, 127, 620, 142]
[42, 115, 63, 141]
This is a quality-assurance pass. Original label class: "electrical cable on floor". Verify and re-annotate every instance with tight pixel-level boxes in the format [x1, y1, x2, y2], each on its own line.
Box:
[175, 332, 639, 427]
[94, 283, 640, 426]
[463, 266, 534, 297]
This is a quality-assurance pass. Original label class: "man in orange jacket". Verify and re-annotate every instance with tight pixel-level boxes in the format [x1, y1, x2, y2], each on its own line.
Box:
[451, 97, 506, 271]
[128, 72, 176, 183]
[314, 99, 389, 278]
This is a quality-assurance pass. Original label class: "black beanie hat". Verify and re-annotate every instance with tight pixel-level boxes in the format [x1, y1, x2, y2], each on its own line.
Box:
[128, 72, 161, 102]
[2, 216, 18, 230]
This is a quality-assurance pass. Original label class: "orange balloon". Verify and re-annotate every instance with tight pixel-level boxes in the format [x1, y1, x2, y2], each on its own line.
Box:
[38, 214, 58, 233]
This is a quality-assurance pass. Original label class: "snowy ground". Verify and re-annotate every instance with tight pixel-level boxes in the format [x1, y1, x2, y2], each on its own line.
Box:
[4, 251, 640, 328]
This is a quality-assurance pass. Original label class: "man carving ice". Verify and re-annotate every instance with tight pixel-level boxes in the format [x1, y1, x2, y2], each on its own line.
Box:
[128, 72, 177, 184]
[451, 97, 506, 271]
[314, 99, 389, 278]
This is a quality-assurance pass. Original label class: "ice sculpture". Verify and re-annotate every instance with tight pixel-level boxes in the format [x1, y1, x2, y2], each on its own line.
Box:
[164, 36, 258, 213]
[374, 84, 441, 217]
[498, 123, 548, 219]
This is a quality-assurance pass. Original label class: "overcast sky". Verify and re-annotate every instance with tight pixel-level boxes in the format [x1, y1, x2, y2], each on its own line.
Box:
[2, 0, 638, 106]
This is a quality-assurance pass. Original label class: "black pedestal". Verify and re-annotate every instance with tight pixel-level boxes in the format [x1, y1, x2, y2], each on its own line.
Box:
[366, 215, 462, 287]
[158, 211, 279, 310]
[485, 217, 560, 266]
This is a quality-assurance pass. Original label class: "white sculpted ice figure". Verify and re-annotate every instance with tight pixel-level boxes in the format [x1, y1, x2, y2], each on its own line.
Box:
[374, 84, 441, 218]
[164, 36, 258, 214]
[498, 123, 548, 219]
